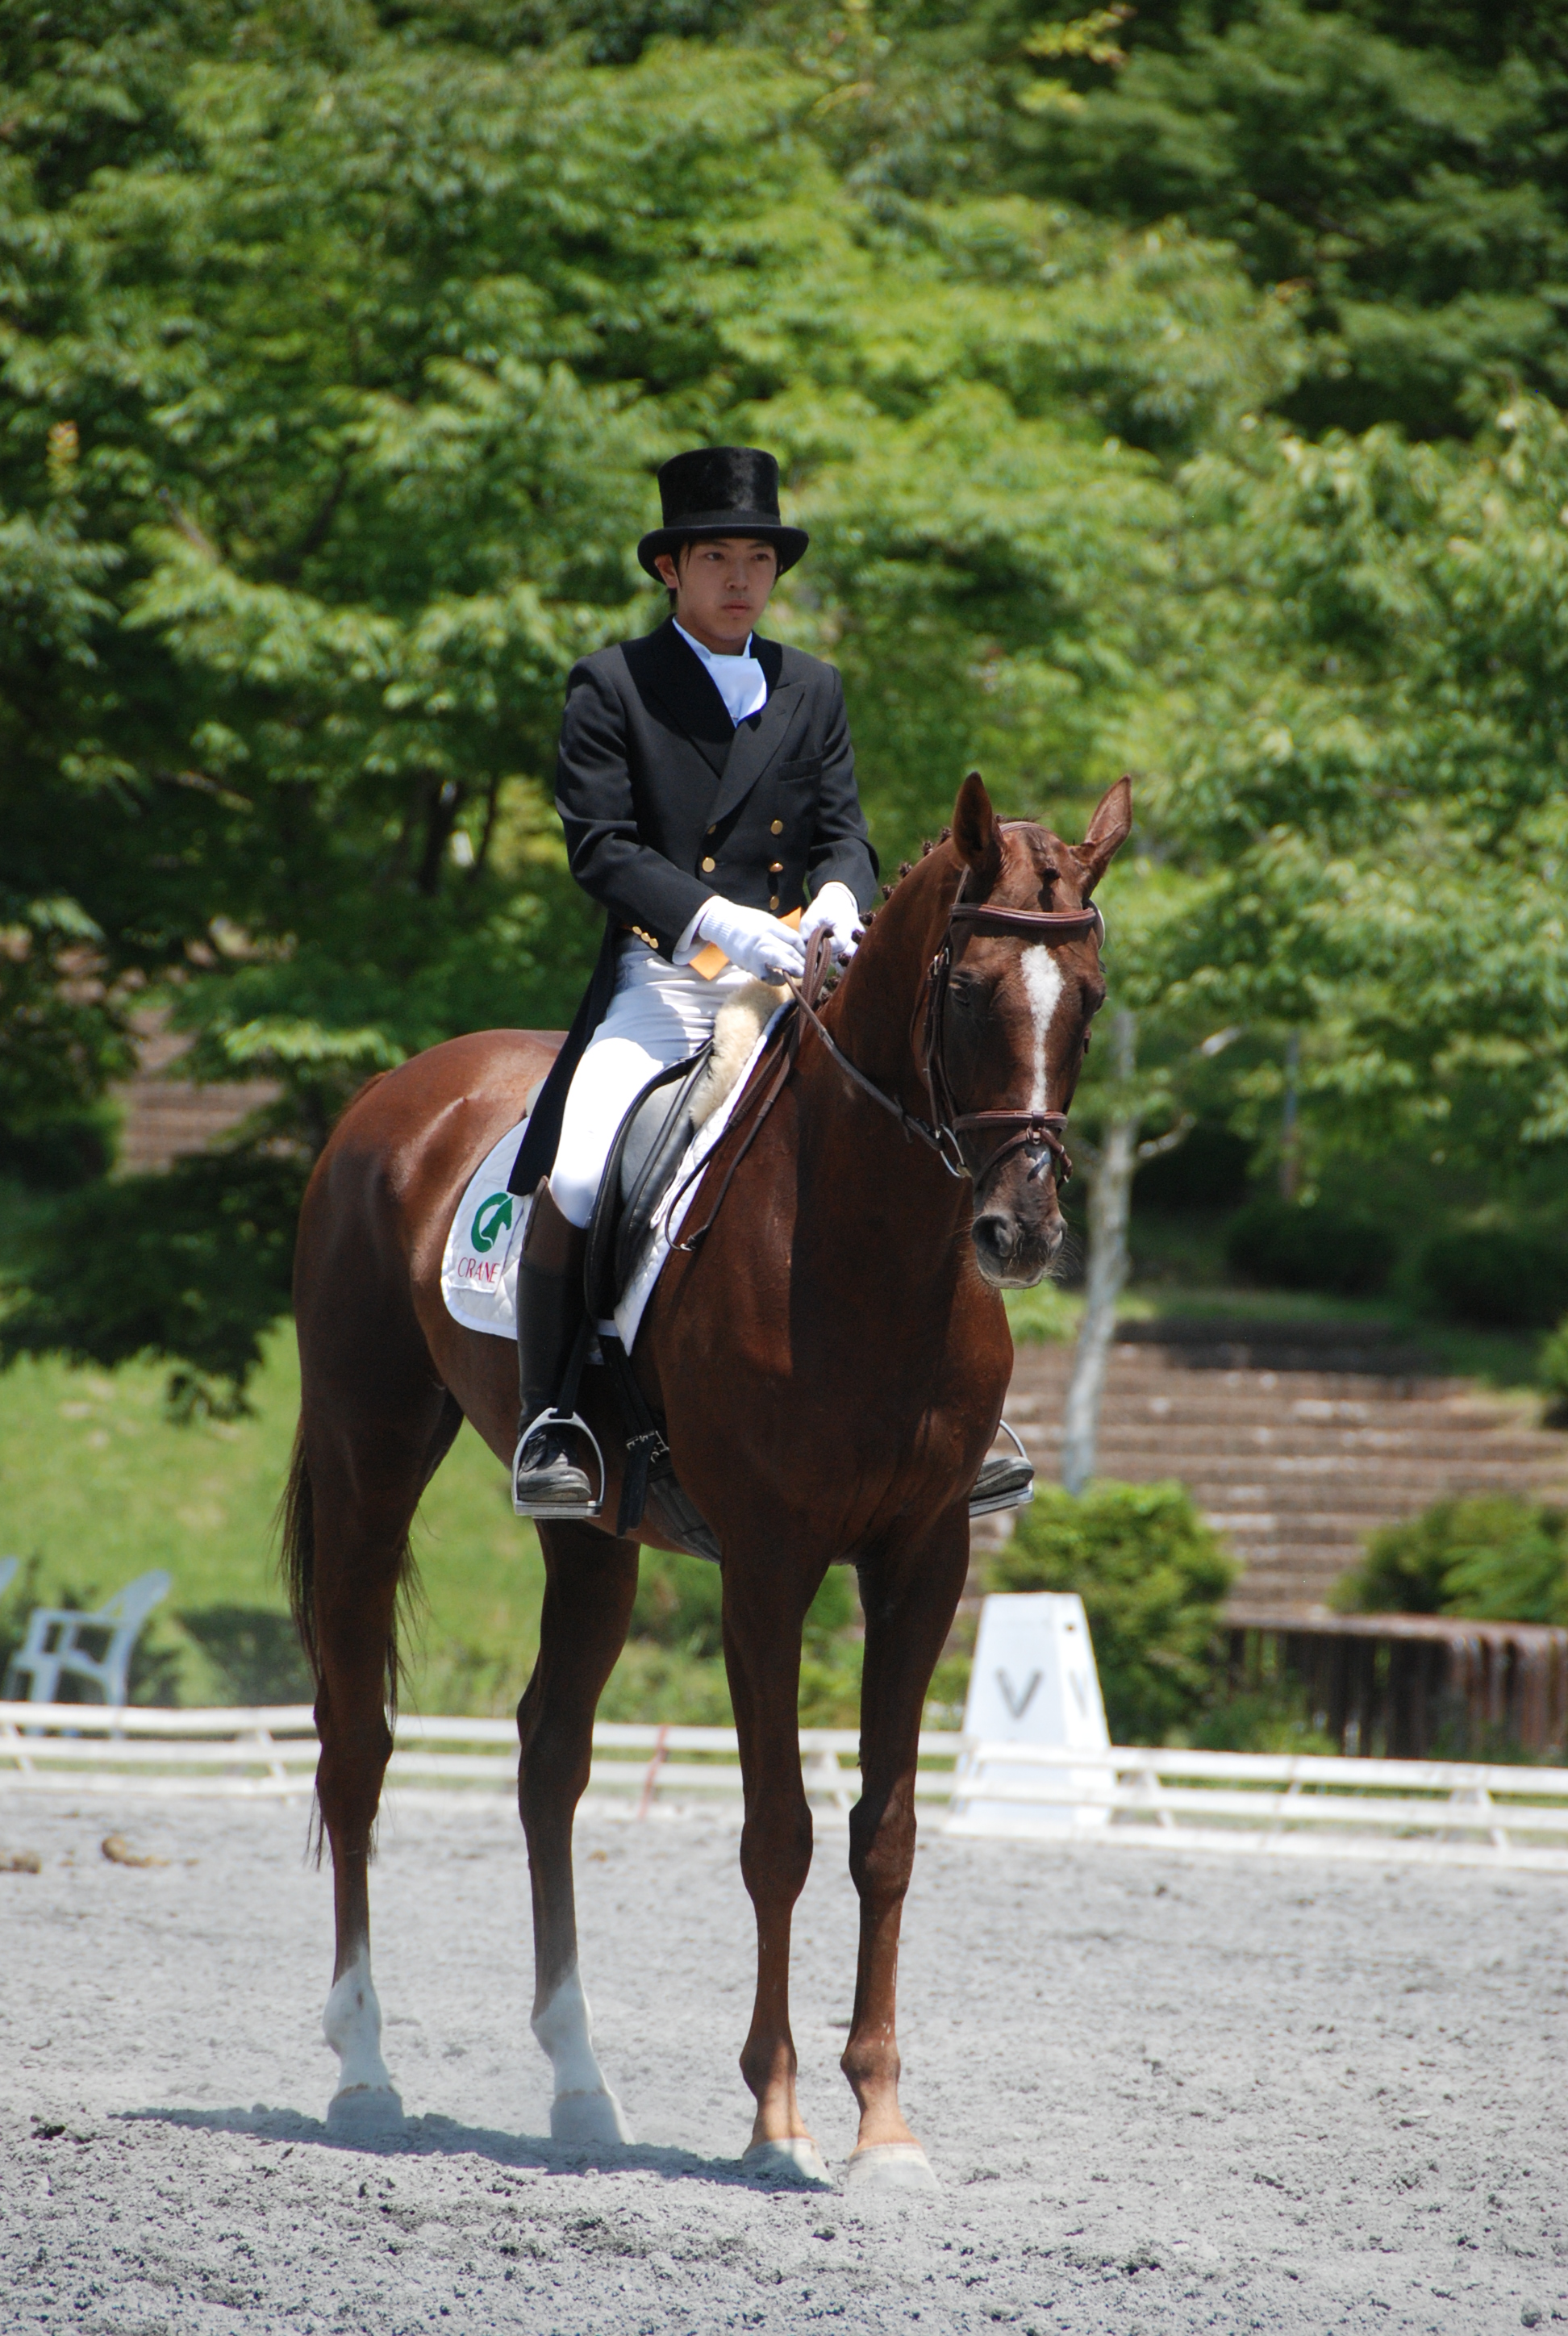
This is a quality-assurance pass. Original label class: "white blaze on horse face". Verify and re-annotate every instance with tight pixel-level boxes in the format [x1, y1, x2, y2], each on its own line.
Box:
[532, 1963, 635, 2143]
[323, 1945, 396, 2100]
[1020, 946, 1065, 1113]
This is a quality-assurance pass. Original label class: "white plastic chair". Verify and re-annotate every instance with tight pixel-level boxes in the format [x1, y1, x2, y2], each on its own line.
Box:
[0, 1557, 17, 1601]
[2, 1570, 172, 1708]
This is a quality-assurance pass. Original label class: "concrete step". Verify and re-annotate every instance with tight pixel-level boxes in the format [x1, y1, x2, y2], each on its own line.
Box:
[1196, 1476, 1561, 1513]
[996, 1320, 1568, 1606]
[1014, 1364, 1467, 1401]
[1008, 1422, 1568, 1471]
[1006, 1389, 1536, 1436]
[1006, 1381, 1540, 1433]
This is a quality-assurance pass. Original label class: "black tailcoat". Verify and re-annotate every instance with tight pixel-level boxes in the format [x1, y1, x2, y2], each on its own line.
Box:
[509, 619, 879, 1195]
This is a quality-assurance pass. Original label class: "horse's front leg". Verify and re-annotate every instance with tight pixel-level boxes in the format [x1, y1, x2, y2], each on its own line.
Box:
[302, 1405, 444, 2136]
[724, 1545, 832, 2187]
[841, 1508, 970, 2192]
[519, 1520, 639, 2144]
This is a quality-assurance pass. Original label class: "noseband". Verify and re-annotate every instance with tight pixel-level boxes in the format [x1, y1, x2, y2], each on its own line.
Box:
[787, 886, 1103, 1195]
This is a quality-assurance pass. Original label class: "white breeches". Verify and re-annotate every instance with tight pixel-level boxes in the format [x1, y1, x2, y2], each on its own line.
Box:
[549, 945, 751, 1229]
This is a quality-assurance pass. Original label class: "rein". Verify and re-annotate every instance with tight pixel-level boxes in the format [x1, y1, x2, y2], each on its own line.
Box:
[673, 879, 1103, 1254]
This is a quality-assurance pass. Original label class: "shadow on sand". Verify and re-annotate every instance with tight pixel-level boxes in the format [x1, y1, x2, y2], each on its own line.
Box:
[117, 2104, 815, 2191]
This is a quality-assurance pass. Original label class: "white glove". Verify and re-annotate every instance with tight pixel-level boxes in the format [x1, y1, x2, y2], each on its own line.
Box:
[695, 897, 807, 982]
[799, 881, 863, 964]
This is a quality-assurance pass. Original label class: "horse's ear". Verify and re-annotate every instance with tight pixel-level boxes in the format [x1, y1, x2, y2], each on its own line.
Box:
[952, 771, 1003, 887]
[1070, 775, 1132, 896]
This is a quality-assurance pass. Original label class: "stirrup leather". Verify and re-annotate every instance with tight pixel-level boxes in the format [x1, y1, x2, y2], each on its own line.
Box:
[511, 1407, 606, 1521]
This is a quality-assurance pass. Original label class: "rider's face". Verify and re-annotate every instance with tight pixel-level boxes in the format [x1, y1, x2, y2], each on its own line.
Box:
[655, 537, 779, 655]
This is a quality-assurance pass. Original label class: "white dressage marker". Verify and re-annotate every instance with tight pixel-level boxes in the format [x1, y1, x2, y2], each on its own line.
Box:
[949, 1591, 1111, 1836]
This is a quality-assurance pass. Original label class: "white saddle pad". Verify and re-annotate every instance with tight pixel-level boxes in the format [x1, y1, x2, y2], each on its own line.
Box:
[440, 1005, 787, 1354]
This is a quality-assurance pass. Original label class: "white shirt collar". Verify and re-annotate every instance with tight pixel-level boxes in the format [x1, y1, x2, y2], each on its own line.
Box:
[673, 620, 768, 726]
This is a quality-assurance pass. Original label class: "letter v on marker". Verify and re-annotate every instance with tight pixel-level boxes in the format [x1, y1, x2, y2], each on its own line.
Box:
[995, 1668, 1042, 1721]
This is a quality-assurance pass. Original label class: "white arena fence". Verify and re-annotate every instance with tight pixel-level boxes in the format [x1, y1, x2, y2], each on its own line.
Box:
[3, 1702, 1567, 1872]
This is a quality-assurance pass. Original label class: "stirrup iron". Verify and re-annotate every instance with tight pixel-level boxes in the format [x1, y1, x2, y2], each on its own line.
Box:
[511, 1407, 607, 1521]
[968, 1419, 1035, 1519]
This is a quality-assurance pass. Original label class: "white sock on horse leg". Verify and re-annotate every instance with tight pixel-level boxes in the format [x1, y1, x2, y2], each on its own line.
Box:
[322, 1946, 399, 2118]
[532, 1963, 634, 2144]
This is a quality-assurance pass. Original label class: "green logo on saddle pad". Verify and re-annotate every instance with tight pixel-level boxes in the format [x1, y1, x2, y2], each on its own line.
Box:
[470, 1191, 514, 1254]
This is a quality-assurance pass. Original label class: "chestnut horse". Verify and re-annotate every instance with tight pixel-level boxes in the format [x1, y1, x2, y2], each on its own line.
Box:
[282, 771, 1128, 2186]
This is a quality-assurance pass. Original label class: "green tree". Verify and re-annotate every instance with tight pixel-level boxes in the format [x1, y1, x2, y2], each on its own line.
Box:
[10, 0, 1568, 1412]
[2, 0, 1292, 1400]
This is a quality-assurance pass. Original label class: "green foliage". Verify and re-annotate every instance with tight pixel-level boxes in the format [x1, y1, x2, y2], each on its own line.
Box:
[0, 1148, 304, 1410]
[1134, 1120, 1252, 1212]
[989, 1479, 1236, 1745]
[1226, 1195, 1390, 1299]
[0, 0, 1298, 1391]
[7, 0, 1568, 1398]
[178, 1604, 314, 1704]
[1335, 1493, 1568, 1626]
[1003, 1279, 1079, 1345]
[1182, 1683, 1336, 1758]
[809, 0, 1568, 442]
[0, 1332, 549, 1715]
[1421, 1228, 1568, 1332]
[629, 1550, 863, 1724]
[630, 1549, 725, 1658]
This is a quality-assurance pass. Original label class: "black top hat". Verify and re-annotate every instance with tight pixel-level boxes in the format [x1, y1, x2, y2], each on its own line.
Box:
[637, 446, 808, 579]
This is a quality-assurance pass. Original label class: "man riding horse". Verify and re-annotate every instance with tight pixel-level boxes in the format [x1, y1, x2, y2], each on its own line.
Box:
[508, 445, 879, 1517]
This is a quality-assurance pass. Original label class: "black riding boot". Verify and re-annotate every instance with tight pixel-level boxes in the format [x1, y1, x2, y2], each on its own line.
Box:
[511, 1183, 598, 1518]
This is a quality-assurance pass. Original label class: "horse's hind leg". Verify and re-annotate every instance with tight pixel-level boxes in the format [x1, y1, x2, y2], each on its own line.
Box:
[290, 1387, 459, 2133]
[519, 1520, 639, 2144]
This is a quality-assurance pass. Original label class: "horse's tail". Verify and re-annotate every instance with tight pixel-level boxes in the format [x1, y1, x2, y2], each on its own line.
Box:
[278, 1412, 430, 1724]
[279, 1421, 320, 1696]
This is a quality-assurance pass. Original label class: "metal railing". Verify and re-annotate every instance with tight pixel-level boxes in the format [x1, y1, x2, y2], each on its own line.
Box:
[3, 1703, 1565, 1870]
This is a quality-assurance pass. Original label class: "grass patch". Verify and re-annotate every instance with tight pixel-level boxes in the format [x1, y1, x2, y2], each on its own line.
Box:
[0, 1328, 865, 1722]
[0, 1327, 544, 1714]
[1003, 1283, 1081, 1344]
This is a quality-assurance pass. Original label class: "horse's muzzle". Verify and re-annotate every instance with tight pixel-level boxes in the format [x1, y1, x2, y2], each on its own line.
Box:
[971, 1206, 1062, 1288]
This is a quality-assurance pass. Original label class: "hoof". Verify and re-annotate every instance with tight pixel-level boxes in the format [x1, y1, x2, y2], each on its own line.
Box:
[551, 2088, 634, 2146]
[741, 2136, 833, 2188]
[843, 2142, 940, 2193]
[326, 2084, 404, 2137]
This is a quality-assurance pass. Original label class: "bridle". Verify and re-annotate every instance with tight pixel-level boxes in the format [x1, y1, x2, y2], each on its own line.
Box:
[673, 870, 1103, 1255]
[787, 879, 1103, 1196]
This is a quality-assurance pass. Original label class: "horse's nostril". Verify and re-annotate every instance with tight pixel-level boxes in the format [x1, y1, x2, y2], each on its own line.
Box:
[974, 1212, 1015, 1266]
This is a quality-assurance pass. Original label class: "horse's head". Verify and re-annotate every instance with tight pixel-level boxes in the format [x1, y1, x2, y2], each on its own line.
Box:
[940, 771, 1131, 1287]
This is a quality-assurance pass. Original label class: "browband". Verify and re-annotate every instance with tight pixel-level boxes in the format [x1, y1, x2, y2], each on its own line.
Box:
[948, 902, 1104, 945]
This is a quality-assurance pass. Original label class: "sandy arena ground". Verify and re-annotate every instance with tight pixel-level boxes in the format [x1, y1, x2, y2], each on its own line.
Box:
[1, 1788, 1565, 2335]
